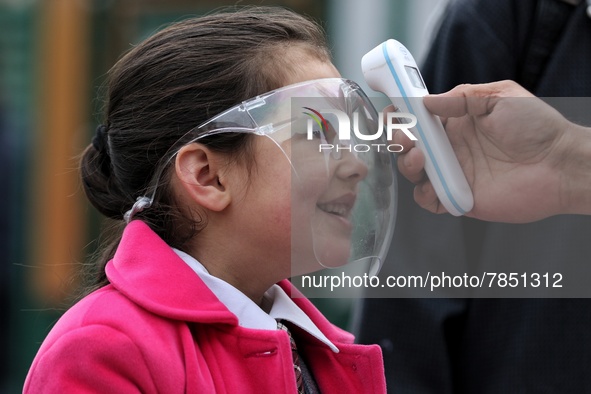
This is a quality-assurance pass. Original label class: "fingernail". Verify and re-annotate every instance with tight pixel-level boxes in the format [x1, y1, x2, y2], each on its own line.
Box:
[421, 182, 429, 193]
[403, 152, 412, 168]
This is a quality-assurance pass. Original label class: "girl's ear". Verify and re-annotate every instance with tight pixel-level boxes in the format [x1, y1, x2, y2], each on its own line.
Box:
[174, 143, 231, 211]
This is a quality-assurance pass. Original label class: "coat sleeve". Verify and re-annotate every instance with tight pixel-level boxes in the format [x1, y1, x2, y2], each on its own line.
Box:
[23, 324, 156, 393]
[420, 0, 535, 92]
[354, 1, 531, 393]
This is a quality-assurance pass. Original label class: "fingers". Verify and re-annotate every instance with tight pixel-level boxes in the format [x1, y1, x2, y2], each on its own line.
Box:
[414, 181, 447, 214]
[389, 105, 440, 211]
[394, 122, 425, 183]
[423, 85, 492, 118]
[383, 104, 399, 141]
[383, 104, 397, 114]
[397, 149, 447, 215]
[423, 80, 534, 119]
[423, 92, 472, 118]
[390, 101, 453, 215]
[396, 145, 425, 184]
[392, 124, 415, 151]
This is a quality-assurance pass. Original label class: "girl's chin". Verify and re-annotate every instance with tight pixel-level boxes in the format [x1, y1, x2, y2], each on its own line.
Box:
[288, 251, 351, 276]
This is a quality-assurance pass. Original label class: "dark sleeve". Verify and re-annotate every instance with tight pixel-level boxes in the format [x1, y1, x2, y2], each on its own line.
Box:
[421, 0, 536, 93]
[356, 2, 591, 394]
[353, 1, 532, 393]
[353, 174, 481, 393]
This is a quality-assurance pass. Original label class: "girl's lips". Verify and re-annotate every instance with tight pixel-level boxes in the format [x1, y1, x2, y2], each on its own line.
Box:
[317, 193, 357, 218]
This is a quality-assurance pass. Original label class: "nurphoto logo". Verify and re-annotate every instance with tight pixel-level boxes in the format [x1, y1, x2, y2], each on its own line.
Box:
[303, 107, 418, 154]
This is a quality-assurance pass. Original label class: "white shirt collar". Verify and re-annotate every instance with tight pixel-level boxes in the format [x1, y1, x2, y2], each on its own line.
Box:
[173, 248, 339, 353]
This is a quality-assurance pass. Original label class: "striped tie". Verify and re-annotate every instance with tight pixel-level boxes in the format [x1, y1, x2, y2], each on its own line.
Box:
[277, 320, 304, 394]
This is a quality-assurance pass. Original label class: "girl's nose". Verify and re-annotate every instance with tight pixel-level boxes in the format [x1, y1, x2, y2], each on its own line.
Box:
[334, 149, 368, 182]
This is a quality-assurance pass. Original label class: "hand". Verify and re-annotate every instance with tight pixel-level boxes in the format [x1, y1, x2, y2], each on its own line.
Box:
[394, 80, 591, 222]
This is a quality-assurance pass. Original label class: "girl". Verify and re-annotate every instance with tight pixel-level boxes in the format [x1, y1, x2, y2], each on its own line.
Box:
[24, 7, 394, 393]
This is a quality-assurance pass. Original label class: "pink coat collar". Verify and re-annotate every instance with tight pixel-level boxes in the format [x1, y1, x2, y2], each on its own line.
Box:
[106, 220, 355, 344]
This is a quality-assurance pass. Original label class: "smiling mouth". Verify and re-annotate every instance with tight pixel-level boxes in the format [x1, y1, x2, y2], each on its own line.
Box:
[317, 203, 351, 217]
[317, 194, 356, 218]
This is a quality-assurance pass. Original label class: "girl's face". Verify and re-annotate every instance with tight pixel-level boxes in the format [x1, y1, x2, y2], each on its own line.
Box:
[289, 121, 369, 277]
[229, 59, 369, 279]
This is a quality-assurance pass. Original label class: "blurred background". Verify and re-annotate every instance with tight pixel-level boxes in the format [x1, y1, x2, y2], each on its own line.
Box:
[0, 0, 440, 391]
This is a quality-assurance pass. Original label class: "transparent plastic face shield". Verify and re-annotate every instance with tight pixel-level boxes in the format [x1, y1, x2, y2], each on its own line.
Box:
[125, 78, 396, 276]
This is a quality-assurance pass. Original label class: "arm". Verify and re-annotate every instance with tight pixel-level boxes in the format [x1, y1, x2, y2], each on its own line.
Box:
[24, 325, 153, 393]
[395, 80, 591, 222]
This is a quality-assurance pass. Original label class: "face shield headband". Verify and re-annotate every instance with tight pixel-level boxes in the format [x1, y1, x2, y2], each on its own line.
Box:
[124, 78, 396, 277]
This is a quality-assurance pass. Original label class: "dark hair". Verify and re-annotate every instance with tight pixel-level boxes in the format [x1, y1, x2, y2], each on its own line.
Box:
[79, 6, 330, 290]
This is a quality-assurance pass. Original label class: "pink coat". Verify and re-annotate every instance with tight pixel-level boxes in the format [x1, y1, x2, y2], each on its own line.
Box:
[24, 220, 386, 393]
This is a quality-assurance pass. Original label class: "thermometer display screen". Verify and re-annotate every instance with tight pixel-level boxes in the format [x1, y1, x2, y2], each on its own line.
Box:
[405, 66, 425, 89]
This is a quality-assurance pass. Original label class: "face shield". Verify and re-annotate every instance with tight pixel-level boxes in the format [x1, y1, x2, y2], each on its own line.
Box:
[125, 78, 396, 277]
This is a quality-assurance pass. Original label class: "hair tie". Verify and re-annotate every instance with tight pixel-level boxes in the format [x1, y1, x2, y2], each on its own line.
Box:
[124, 196, 153, 223]
[92, 124, 109, 154]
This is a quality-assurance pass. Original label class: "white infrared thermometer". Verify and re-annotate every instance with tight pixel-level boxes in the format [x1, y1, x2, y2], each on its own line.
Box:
[361, 39, 474, 216]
